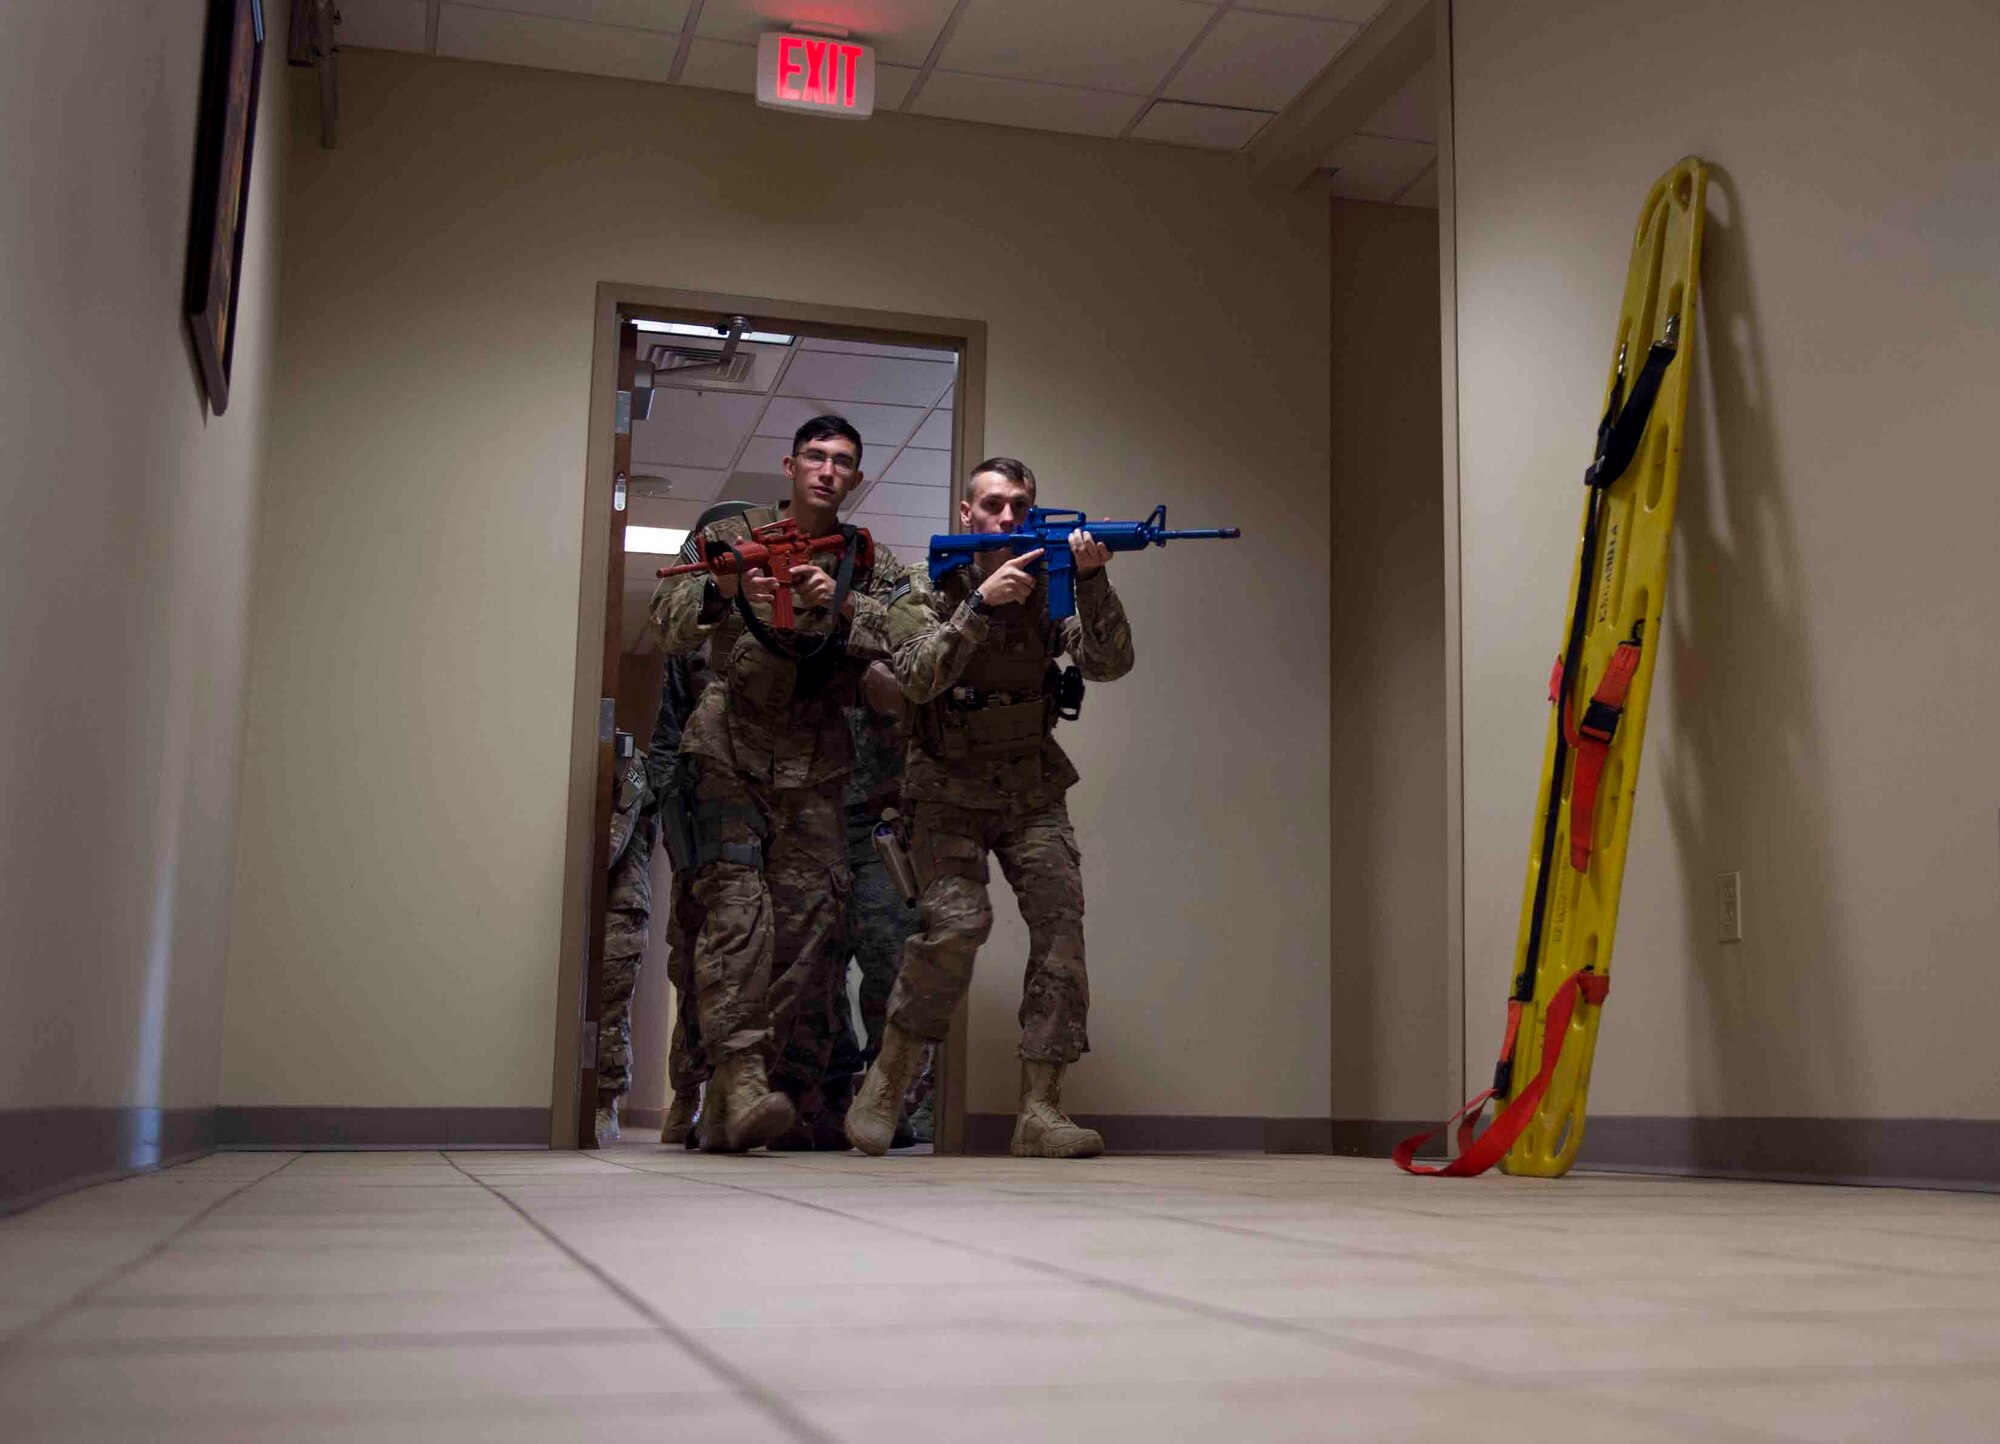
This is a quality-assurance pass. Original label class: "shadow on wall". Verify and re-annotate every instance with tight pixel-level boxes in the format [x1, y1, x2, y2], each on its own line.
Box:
[1660, 165, 1859, 1150]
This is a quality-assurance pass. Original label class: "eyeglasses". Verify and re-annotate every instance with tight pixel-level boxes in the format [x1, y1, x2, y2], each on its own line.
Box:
[795, 448, 859, 475]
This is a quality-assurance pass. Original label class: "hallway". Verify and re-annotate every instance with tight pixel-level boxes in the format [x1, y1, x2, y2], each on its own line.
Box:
[4, 1151, 1999, 1440]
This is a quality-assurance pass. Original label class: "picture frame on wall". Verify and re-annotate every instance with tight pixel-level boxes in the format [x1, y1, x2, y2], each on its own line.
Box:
[184, 0, 266, 417]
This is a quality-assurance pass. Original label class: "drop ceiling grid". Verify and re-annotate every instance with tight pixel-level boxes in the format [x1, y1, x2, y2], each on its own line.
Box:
[346, 0, 1380, 152]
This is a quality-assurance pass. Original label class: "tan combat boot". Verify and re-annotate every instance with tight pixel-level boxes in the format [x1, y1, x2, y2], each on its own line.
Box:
[1010, 1060, 1104, 1159]
[659, 1086, 701, 1147]
[699, 1052, 794, 1153]
[845, 1024, 926, 1157]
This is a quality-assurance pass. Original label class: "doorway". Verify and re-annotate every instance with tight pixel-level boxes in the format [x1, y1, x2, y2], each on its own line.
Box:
[553, 283, 988, 1154]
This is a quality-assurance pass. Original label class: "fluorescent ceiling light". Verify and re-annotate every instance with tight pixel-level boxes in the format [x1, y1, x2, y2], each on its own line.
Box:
[627, 526, 690, 555]
[632, 319, 796, 346]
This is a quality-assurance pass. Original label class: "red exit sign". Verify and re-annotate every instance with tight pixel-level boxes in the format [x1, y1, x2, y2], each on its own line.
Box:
[756, 31, 876, 119]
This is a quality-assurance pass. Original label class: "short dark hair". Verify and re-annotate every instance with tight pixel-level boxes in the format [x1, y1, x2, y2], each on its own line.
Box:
[793, 414, 863, 465]
[969, 456, 1036, 502]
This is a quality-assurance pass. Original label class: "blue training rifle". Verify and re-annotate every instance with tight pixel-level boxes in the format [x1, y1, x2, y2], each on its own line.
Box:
[926, 506, 1241, 620]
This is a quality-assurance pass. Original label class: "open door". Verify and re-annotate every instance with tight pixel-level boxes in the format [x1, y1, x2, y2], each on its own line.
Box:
[559, 285, 986, 1153]
[575, 320, 641, 1149]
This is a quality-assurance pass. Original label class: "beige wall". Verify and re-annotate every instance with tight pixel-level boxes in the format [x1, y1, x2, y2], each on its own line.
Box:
[1327, 200, 1446, 1123]
[222, 49, 1333, 1121]
[0, 5, 286, 1116]
[1452, 0, 2000, 1119]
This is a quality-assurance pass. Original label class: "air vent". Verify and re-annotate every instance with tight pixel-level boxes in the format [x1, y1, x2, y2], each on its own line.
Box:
[649, 344, 757, 386]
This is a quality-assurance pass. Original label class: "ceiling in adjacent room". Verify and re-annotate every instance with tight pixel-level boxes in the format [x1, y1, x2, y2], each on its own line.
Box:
[619, 330, 959, 648]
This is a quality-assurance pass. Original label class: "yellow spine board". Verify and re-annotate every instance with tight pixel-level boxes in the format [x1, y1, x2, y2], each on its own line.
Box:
[1499, 158, 1708, 1178]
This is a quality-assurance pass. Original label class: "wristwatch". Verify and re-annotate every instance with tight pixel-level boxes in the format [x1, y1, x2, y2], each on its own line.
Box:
[963, 589, 991, 619]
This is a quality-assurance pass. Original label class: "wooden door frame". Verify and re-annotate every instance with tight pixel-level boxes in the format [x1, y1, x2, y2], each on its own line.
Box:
[552, 280, 987, 1152]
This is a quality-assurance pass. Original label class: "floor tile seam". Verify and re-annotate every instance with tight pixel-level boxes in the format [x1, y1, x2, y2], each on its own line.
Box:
[0, 1388, 769, 1426]
[583, 1157, 1499, 1390]
[443, 1153, 840, 1444]
[83, 1284, 609, 1307]
[1726, 1244, 1991, 1283]
[12, 1325, 676, 1359]
[968, 1187, 1691, 1297]
[0, 1372, 1766, 1425]
[0, 1153, 303, 1361]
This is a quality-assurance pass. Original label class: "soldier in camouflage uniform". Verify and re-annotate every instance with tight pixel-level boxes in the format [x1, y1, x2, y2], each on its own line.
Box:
[647, 642, 716, 1146]
[647, 416, 909, 1153]
[771, 669, 923, 1149]
[596, 735, 652, 1143]
[849, 457, 1134, 1159]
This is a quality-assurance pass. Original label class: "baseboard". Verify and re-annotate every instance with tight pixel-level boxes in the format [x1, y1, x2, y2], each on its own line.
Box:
[1, 1107, 216, 1215]
[214, 1107, 550, 1149]
[1575, 1116, 2000, 1190]
[1328, 1119, 1444, 1158]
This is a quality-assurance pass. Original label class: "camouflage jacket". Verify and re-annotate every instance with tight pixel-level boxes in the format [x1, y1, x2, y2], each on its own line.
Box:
[888, 563, 1134, 809]
[643, 642, 713, 811]
[843, 702, 908, 846]
[647, 507, 909, 790]
[608, 745, 650, 869]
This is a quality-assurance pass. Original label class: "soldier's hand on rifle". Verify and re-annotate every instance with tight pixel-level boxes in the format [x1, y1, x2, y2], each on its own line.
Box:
[791, 563, 856, 618]
[716, 567, 781, 606]
[974, 548, 1044, 609]
[1069, 528, 1111, 575]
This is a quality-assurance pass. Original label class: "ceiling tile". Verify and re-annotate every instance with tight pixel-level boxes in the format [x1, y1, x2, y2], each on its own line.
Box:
[875, 63, 921, 110]
[909, 409, 954, 449]
[437, 5, 682, 81]
[631, 389, 766, 470]
[847, 512, 945, 549]
[1164, 9, 1356, 111]
[628, 465, 730, 502]
[1396, 163, 1440, 209]
[865, 480, 953, 517]
[1233, 0, 1383, 20]
[938, 0, 1214, 95]
[450, 0, 692, 30]
[734, 435, 795, 478]
[1323, 133, 1436, 203]
[336, 0, 430, 51]
[779, 350, 957, 407]
[911, 71, 1143, 140]
[1130, 99, 1273, 150]
[756, 398, 927, 451]
[938, 384, 954, 410]
[694, 0, 960, 68]
[1359, 53, 1436, 143]
[677, 36, 756, 92]
[880, 449, 953, 488]
[801, 337, 958, 362]
[725, 471, 796, 505]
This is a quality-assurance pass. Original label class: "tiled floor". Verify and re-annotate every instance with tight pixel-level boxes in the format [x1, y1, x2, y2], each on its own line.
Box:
[5, 1148, 2000, 1441]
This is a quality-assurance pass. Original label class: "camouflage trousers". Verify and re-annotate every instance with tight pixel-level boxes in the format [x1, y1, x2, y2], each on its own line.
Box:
[663, 870, 708, 1094]
[779, 831, 923, 1103]
[597, 822, 654, 1103]
[686, 764, 850, 1096]
[888, 794, 1090, 1064]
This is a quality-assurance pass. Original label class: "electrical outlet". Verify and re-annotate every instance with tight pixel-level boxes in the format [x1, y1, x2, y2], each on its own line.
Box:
[1717, 870, 1743, 943]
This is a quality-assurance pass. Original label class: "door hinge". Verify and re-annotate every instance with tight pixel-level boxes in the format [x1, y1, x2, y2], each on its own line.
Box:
[615, 389, 632, 436]
[599, 697, 616, 744]
[579, 1020, 599, 1060]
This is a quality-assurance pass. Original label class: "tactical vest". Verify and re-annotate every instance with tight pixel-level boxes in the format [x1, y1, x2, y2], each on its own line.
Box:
[917, 571, 1059, 764]
[698, 504, 835, 716]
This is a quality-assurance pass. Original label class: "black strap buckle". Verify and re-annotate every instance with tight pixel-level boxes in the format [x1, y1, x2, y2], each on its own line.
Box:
[1578, 698, 1623, 744]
